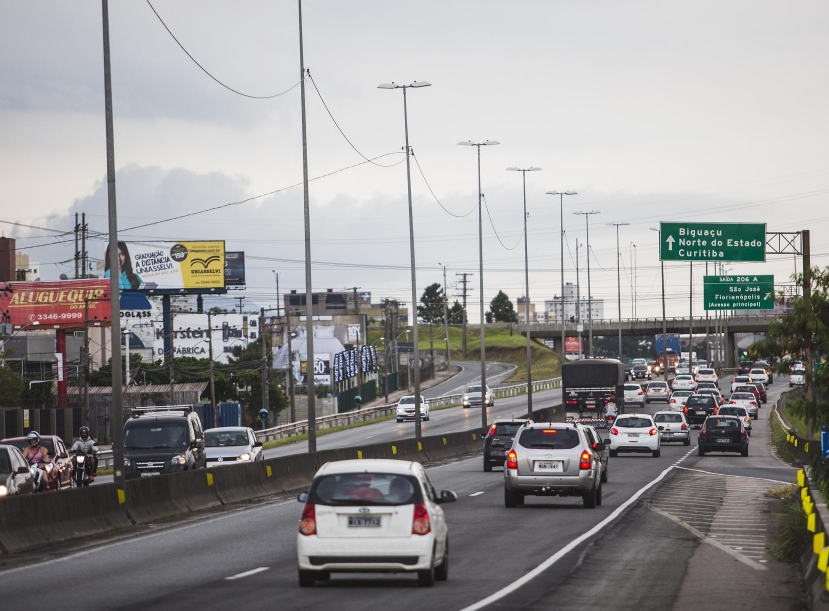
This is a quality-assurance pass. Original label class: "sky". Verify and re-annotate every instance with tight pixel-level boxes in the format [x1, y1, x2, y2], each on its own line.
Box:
[1, 0, 828, 324]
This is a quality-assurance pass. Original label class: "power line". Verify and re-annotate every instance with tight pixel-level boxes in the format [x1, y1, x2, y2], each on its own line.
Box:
[145, 0, 302, 99]
[411, 153, 477, 219]
[482, 194, 523, 251]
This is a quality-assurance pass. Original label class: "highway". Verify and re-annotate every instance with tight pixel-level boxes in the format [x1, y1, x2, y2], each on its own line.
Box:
[0, 374, 800, 611]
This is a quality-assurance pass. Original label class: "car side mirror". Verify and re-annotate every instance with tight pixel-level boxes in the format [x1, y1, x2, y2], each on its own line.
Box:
[297, 491, 308, 503]
[592, 442, 606, 451]
[59, 452, 68, 459]
[17, 466, 30, 474]
[438, 490, 458, 504]
[254, 441, 263, 447]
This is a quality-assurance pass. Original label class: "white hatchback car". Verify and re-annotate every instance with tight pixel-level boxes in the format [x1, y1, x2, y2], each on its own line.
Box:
[749, 368, 769, 385]
[728, 392, 759, 419]
[790, 368, 806, 387]
[653, 411, 691, 445]
[671, 375, 697, 392]
[624, 383, 646, 407]
[731, 375, 753, 393]
[695, 368, 718, 387]
[296, 459, 457, 587]
[668, 390, 694, 410]
[609, 414, 661, 457]
[204, 427, 263, 467]
[645, 381, 670, 404]
[397, 396, 430, 422]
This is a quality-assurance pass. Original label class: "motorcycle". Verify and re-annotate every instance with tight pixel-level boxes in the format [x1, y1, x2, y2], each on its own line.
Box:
[72, 451, 91, 487]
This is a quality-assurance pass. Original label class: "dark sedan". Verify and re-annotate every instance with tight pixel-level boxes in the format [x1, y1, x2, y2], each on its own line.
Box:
[632, 365, 652, 380]
[738, 361, 754, 376]
[751, 382, 768, 404]
[683, 395, 718, 426]
[483, 419, 531, 472]
[0, 435, 74, 491]
[698, 416, 749, 456]
[0, 444, 36, 496]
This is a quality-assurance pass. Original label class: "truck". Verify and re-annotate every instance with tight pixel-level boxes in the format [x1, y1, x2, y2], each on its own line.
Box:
[562, 359, 626, 428]
[655, 334, 681, 373]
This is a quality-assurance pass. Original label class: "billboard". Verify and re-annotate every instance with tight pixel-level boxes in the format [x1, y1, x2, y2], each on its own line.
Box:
[0, 279, 110, 329]
[225, 251, 246, 286]
[102, 241, 225, 292]
[300, 353, 331, 385]
[156, 313, 255, 362]
[565, 336, 582, 355]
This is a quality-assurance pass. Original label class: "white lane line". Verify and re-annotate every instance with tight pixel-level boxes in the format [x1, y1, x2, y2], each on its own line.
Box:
[469, 491, 485, 497]
[674, 466, 794, 484]
[225, 567, 270, 581]
[459, 446, 696, 611]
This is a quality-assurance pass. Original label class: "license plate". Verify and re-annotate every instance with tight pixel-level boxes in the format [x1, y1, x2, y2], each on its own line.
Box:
[662, 433, 673, 438]
[348, 516, 381, 527]
[716, 438, 731, 444]
[491, 450, 504, 456]
[140, 471, 161, 477]
[697, 410, 707, 415]
[534, 461, 563, 472]
[627, 433, 641, 437]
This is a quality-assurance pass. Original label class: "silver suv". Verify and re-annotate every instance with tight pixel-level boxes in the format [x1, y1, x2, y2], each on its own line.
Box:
[503, 423, 608, 509]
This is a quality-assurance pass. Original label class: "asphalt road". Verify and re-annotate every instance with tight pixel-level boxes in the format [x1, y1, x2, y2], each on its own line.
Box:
[0, 375, 800, 611]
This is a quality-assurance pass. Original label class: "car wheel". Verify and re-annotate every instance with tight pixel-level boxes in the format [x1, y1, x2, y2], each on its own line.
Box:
[397, 418, 402, 423]
[644, 398, 649, 405]
[698, 445, 705, 456]
[683, 437, 690, 446]
[418, 556, 436, 587]
[601, 464, 608, 483]
[298, 569, 316, 587]
[652, 447, 661, 458]
[316, 572, 330, 581]
[504, 486, 520, 508]
[741, 446, 749, 457]
[583, 482, 598, 509]
[483, 458, 492, 473]
[609, 449, 618, 458]
[435, 539, 449, 582]
[596, 483, 603, 506]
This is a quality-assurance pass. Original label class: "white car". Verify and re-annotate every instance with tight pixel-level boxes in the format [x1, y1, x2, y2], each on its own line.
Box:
[749, 368, 769, 385]
[675, 365, 690, 376]
[668, 390, 694, 411]
[728, 392, 759, 419]
[645, 381, 670, 404]
[695, 368, 718, 387]
[790, 369, 806, 387]
[624, 383, 646, 407]
[462, 385, 494, 408]
[204, 427, 263, 467]
[717, 405, 752, 434]
[671, 375, 697, 392]
[397, 396, 430, 422]
[609, 414, 661, 457]
[296, 459, 456, 587]
[731, 375, 753, 393]
[653, 411, 691, 445]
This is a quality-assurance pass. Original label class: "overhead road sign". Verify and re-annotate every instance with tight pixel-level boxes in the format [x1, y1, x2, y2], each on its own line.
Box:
[703, 275, 774, 310]
[660, 222, 766, 262]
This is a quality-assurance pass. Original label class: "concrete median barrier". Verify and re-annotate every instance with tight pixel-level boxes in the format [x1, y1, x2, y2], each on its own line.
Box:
[210, 461, 277, 505]
[265, 453, 320, 493]
[0, 484, 131, 555]
[125, 469, 221, 524]
[423, 430, 483, 462]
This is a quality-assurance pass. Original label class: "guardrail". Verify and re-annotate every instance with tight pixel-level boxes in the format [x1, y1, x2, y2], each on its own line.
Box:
[95, 376, 563, 463]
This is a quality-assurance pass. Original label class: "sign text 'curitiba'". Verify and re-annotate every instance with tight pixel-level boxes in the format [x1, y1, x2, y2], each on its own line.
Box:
[659, 222, 766, 262]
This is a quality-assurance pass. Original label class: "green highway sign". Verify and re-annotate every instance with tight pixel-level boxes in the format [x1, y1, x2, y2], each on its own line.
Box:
[703, 275, 774, 310]
[659, 222, 766, 261]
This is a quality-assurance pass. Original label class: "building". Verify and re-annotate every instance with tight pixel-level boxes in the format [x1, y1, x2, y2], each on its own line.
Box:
[284, 289, 408, 326]
[545, 282, 604, 322]
[14, 253, 39, 281]
[516, 296, 539, 324]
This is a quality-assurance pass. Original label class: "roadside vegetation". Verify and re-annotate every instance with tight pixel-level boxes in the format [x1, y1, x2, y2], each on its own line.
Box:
[768, 485, 809, 563]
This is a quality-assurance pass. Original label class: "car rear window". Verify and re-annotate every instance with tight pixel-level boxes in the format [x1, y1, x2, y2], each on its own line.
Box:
[698, 369, 714, 375]
[718, 407, 747, 416]
[615, 417, 653, 428]
[731, 393, 754, 400]
[310, 473, 423, 506]
[793, 369, 806, 376]
[750, 369, 766, 375]
[624, 384, 641, 391]
[686, 396, 714, 407]
[492, 423, 523, 436]
[517, 428, 581, 450]
[654, 414, 683, 423]
[708, 418, 740, 429]
[648, 382, 668, 388]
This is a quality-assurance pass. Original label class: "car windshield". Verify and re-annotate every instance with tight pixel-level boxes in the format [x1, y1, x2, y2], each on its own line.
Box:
[398, 397, 425, 405]
[654, 414, 683, 423]
[615, 417, 653, 429]
[492, 423, 523, 436]
[0, 452, 11, 474]
[686, 397, 714, 407]
[634, 365, 647, 370]
[310, 472, 421, 506]
[205, 430, 249, 448]
[124, 423, 188, 449]
[517, 428, 581, 450]
[465, 386, 482, 393]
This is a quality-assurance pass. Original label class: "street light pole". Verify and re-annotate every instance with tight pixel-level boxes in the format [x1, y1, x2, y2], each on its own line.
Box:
[379, 80, 431, 440]
[574, 210, 600, 357]
[650, 227, 669, 381]
[609, 222, 629, 360]
[459, 139, 500, 432]
[546, 191, 577, 366]
[508, 166, 541, 416]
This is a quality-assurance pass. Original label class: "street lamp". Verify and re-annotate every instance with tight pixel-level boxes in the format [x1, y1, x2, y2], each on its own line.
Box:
[507, 166, 541, 416]
[650, 227, 668, 381]
[546, 191, 577, 364]
[608, 222, 629, 360]
[574, 210, 601, 357]
[458, 139, 500, 432]
[379, 80, 431, 440]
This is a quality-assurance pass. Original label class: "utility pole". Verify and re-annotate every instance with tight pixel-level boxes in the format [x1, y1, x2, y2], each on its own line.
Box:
[802, 229, 813, 437]
[349, 286, 361, 315]
[689, 262, 694, 364]
[260, 307, 269, 420]
[441, 265, 450, 369]
[83, 298, 90, 426]
[74, 213, 80, 279]
[705, 261, 710, 365]
[575, 238, 582, 360]
[285, 309, 296, 422]
[81, 212, 87, 279]
[207, 312, 216, 426]
[574, 210, 600, 357]
[456, 272, 471, 359]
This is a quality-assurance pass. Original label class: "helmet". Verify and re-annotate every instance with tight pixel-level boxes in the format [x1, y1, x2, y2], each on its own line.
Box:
[79, 426, 90, 440]
[27, 431, 41, 446]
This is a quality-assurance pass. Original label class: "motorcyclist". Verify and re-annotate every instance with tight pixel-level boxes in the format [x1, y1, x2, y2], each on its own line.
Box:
[604, 396, 618, 424]
[22, 431, 51, 491]
[71, 426, 99, 482]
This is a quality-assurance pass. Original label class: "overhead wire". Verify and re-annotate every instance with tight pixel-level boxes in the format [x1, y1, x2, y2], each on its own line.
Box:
[145, 0, 302, 99]
[411, 153, 478, 218]
[481, 194, 523, 251]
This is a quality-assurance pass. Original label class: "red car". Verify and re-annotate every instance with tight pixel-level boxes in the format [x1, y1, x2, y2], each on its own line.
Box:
[0, 435, 74, 490]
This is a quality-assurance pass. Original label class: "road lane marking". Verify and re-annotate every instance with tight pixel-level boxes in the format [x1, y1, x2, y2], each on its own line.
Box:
[225, 567, 270, 580]
[674, 465, 794, 484]
[469, 491, 485, 497]
[460, 446, 696, 611]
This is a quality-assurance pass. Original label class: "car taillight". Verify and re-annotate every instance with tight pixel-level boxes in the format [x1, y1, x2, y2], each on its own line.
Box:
[744, 417, 750, 422]
[506, 450, 518, 469]
[411, 502, 431, 535]
[566, 400, 578, 405]
[611, 427, 619, 436]
[740, 427, 747, 437]
[299, 504, 316, 536]
[488, 424, 496, 436]
[700, 426, 707, 435]
[681, 423, 687, 430]
[729, 401, 736, 404]
[638, 390, 643, 395]
[683, 406, 688, 414]
[579, 450, 592, 470]
[670, 399, 676, 403]
[714, 407, 719, 415]
[750, 401, 756, 405]
[648, 428, 657, 436]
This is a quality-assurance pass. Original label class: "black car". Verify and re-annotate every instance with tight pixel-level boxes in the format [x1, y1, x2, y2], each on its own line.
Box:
[698, 415, 749, 456]
[683, 395, 717, 425]
[483, 419, 531, 472]
[0, 444, 36, 496]
[123, 406, 206, 480]
[750, 382, 768, 404]
[737, 361, 754, 376]
[632, 365, 651, 380]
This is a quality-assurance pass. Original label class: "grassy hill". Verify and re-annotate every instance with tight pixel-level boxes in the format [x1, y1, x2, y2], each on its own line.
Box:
[368, 325, 561, 383]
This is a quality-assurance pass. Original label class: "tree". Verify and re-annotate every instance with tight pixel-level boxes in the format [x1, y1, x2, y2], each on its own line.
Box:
[448, 300, 464, 324]
[418, 282, 445, 325]
[0, 366, 25, 407]
[487, 291, 517, 323]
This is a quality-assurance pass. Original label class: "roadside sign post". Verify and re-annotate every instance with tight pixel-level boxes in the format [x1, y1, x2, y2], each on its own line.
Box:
[660, 222, 766, 262]
[703, 275, 775, 310]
